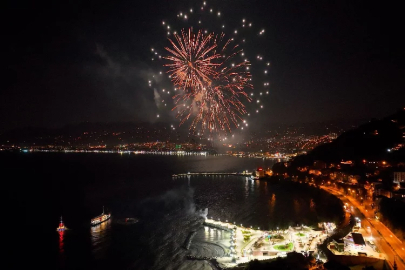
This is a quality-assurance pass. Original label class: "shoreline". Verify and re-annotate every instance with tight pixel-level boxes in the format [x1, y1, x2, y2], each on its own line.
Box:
[1, 149, 291, 160]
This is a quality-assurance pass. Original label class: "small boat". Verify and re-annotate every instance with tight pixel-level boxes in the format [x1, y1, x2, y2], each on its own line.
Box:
[124, 218, 138, 224]
[57, 216, 67, 231]
[91, 206, 111, 226]
[116, 217, 139, 225]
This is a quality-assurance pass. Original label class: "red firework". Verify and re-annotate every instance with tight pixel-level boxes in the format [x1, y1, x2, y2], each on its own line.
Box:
[164, 28, 252, 133]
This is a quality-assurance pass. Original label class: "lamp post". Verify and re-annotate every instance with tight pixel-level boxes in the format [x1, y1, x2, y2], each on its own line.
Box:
[393, 255, 398, 270]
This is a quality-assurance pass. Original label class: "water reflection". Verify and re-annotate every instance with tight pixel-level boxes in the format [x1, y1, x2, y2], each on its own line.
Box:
[57, 230, 66, 269]
[245, 177, 249, 198]
[58, 231, 65, 253]
[90, 219, 112, 247]
[310, 199, 316, 212]
[185, 174, 340, 231]
[201, 226, 230, 242]
[269, 193, 276, 217]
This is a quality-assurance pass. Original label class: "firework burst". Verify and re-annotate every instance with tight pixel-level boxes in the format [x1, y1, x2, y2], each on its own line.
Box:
[148, 1, 271, 138]
[164, 29, 218, 92]
[164, 29, 252, 133]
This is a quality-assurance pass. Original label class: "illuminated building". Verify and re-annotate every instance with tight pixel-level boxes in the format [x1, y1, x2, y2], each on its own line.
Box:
[256, 167, 264, 178]
[393, 171, 405, 184]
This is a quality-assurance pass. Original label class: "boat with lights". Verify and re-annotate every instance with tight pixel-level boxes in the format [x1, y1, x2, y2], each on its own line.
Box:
[56, 216, 67, 232]
[91, 206, 111, 226]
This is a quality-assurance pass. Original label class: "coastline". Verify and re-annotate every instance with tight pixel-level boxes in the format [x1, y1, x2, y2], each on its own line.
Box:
[187, 180, 388, 270]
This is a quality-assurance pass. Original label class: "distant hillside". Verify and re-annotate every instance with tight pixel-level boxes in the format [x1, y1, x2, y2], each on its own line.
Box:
[291, 109, 405, 167]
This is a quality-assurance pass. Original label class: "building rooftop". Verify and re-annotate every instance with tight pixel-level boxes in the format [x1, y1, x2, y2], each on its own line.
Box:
[352, 233, 366, 246]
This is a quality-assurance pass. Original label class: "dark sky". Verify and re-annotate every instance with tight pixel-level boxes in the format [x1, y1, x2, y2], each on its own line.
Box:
[3, 0, 404, 132]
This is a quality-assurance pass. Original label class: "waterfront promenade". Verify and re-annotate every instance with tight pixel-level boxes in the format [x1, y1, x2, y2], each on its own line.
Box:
[203, 218, 328, 268]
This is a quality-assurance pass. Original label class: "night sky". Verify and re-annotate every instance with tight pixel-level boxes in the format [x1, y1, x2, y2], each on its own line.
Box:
[3, 0, 404, 132]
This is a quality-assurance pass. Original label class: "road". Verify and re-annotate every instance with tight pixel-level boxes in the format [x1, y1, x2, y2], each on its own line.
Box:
[322, 186, 405, 269]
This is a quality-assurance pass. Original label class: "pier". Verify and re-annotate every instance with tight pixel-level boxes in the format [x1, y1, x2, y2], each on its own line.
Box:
[172, 172, 252, 178]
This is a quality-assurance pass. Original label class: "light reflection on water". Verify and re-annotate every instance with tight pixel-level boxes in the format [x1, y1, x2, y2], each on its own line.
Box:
[91, 219, 112, 244]
[188, 174, 325, 231]
[202, 226, 229, 242]
[90, 219, 112, 259]
[58, 231, 65, 253]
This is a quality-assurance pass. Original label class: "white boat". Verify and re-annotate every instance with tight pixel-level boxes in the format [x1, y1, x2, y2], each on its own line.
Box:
[91, 206, 111, 226]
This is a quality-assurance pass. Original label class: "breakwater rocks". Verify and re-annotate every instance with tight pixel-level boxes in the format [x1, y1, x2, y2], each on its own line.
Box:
[186, 256, 224, 270]
[184, 230, 198, 250]
[186, 255, 216, 260]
